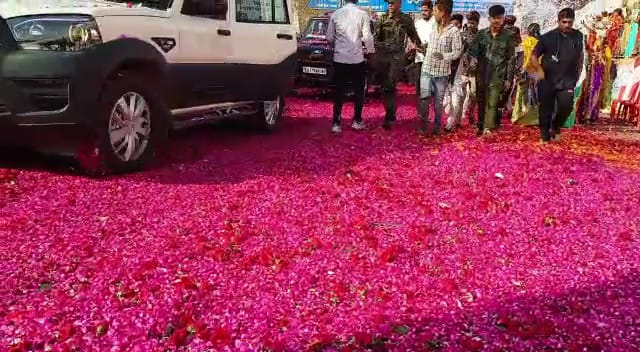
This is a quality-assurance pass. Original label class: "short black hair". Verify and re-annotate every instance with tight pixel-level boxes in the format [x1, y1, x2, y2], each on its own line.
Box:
[434, 0, 453, 15]
[504, 15, 516, 25]
[488, 5, 505, 18]
[421, 0, 433, 9]
[466, 11, 480, 23]
[558, 8, 575, 20]
[527, 23, 541, 38]
[451, 13, 464, 23]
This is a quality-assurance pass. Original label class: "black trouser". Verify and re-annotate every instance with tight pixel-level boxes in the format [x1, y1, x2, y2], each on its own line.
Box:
[376, 53, 404, 122]
[538, 80, 574, 141]
[415, 61, 422, 109]
[333, 61, 366, 125]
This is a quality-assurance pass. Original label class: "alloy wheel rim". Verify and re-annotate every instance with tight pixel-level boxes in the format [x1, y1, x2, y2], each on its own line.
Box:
[264, 98, 280, 125]
[108, 92, 151, 162]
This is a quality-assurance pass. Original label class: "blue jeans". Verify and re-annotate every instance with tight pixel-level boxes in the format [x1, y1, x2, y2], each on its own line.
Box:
[419, 73, 449, 132]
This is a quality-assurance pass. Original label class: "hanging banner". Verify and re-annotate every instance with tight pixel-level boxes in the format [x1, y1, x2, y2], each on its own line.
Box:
[307, 0, 339, 9]
[359, 0, 387, 11]
[306, 0, 421, 12]
[306, 0, 517, 13]
[401, 0, 422, 12]
[454, 0, 514, 13]
[401, 0, 517, 13]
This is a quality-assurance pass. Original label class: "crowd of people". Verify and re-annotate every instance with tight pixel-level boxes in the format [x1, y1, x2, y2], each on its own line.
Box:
[326, 0, 585, 143]
[573, 8, 639, 125]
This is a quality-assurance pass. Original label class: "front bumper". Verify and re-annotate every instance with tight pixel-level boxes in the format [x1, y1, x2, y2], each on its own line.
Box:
[0, 50, 98, 150]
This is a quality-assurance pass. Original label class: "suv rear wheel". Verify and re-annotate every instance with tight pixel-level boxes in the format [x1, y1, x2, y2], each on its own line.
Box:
[93, 73, 169, 174]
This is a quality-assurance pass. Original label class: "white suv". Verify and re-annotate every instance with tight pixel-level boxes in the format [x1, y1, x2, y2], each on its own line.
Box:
[0, 0, 297, 173]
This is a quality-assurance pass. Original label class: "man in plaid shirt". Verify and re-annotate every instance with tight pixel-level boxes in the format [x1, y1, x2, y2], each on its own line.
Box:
[468, 5, 515, 135]
[418, 0, 463, 136]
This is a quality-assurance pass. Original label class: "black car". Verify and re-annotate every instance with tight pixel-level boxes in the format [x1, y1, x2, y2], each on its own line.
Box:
[294, 14, 379, 95]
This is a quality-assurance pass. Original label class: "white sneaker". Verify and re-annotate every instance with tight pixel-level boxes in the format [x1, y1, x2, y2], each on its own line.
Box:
[351, 121, 366, 130]
[331, 124, 342, 133]
[483, 129, 492, 136]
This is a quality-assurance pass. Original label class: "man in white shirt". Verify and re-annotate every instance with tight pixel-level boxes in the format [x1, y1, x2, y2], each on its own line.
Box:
[326, 0, 375, 133]
[414, 1, 436, 96]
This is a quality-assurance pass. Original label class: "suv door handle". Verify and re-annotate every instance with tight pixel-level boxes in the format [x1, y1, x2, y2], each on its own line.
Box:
[217, 29, 231, 36]
[277, 33, 293, 40]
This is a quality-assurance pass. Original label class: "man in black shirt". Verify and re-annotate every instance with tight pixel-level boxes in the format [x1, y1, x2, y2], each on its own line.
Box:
[529, 8, 584, 142]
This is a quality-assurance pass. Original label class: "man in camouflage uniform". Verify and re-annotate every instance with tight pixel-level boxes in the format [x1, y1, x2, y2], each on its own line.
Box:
[374, 0, 422, 129]
[468, 5, 514, 136]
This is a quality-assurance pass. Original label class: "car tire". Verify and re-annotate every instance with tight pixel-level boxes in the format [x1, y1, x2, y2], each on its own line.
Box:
[256, 95, 284, 131]
[92, 72, 169, 174]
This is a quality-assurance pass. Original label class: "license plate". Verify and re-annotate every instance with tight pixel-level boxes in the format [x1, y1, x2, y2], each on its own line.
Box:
[302, 66, 327, 75]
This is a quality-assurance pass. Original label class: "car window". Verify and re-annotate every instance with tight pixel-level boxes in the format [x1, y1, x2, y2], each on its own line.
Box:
[302, 19, 328, 39]
[182, 0, 228, 20]
[236, 0, 289, 24]
[105, 0, 172, 10]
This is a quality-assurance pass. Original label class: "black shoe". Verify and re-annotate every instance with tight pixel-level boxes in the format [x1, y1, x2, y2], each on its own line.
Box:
[432, 130, 441, 137]
[444, 127, 453, 133]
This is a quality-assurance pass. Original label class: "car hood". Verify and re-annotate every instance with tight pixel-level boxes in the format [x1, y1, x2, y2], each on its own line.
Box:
[0, 0, 169, 19]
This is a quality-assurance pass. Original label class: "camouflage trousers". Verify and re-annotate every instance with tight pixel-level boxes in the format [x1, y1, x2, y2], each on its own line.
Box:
[375, 52, 405, 121]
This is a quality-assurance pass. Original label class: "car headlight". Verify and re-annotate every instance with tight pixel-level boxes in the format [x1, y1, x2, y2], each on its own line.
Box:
[6, 15, 102, 51]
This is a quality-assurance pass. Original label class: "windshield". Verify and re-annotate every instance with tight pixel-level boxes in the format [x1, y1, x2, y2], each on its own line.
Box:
[105, 0, 173, 10]
[302, 18, 328, 40]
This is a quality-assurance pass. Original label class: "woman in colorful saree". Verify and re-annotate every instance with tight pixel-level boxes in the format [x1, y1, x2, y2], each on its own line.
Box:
[607, 9, 624, 54]
[623, 15, 638, 58]
[572, 35, 605, 125]
[599, 41, 614, 111]
[511, 23, 541, 126]
[585, 38, 606, 122]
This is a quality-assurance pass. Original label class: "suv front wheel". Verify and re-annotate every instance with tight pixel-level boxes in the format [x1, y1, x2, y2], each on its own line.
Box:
[93, 73, 169, 174]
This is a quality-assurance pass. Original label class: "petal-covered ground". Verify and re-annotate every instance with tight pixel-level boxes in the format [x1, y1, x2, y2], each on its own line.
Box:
[1, 90, 640, 351]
